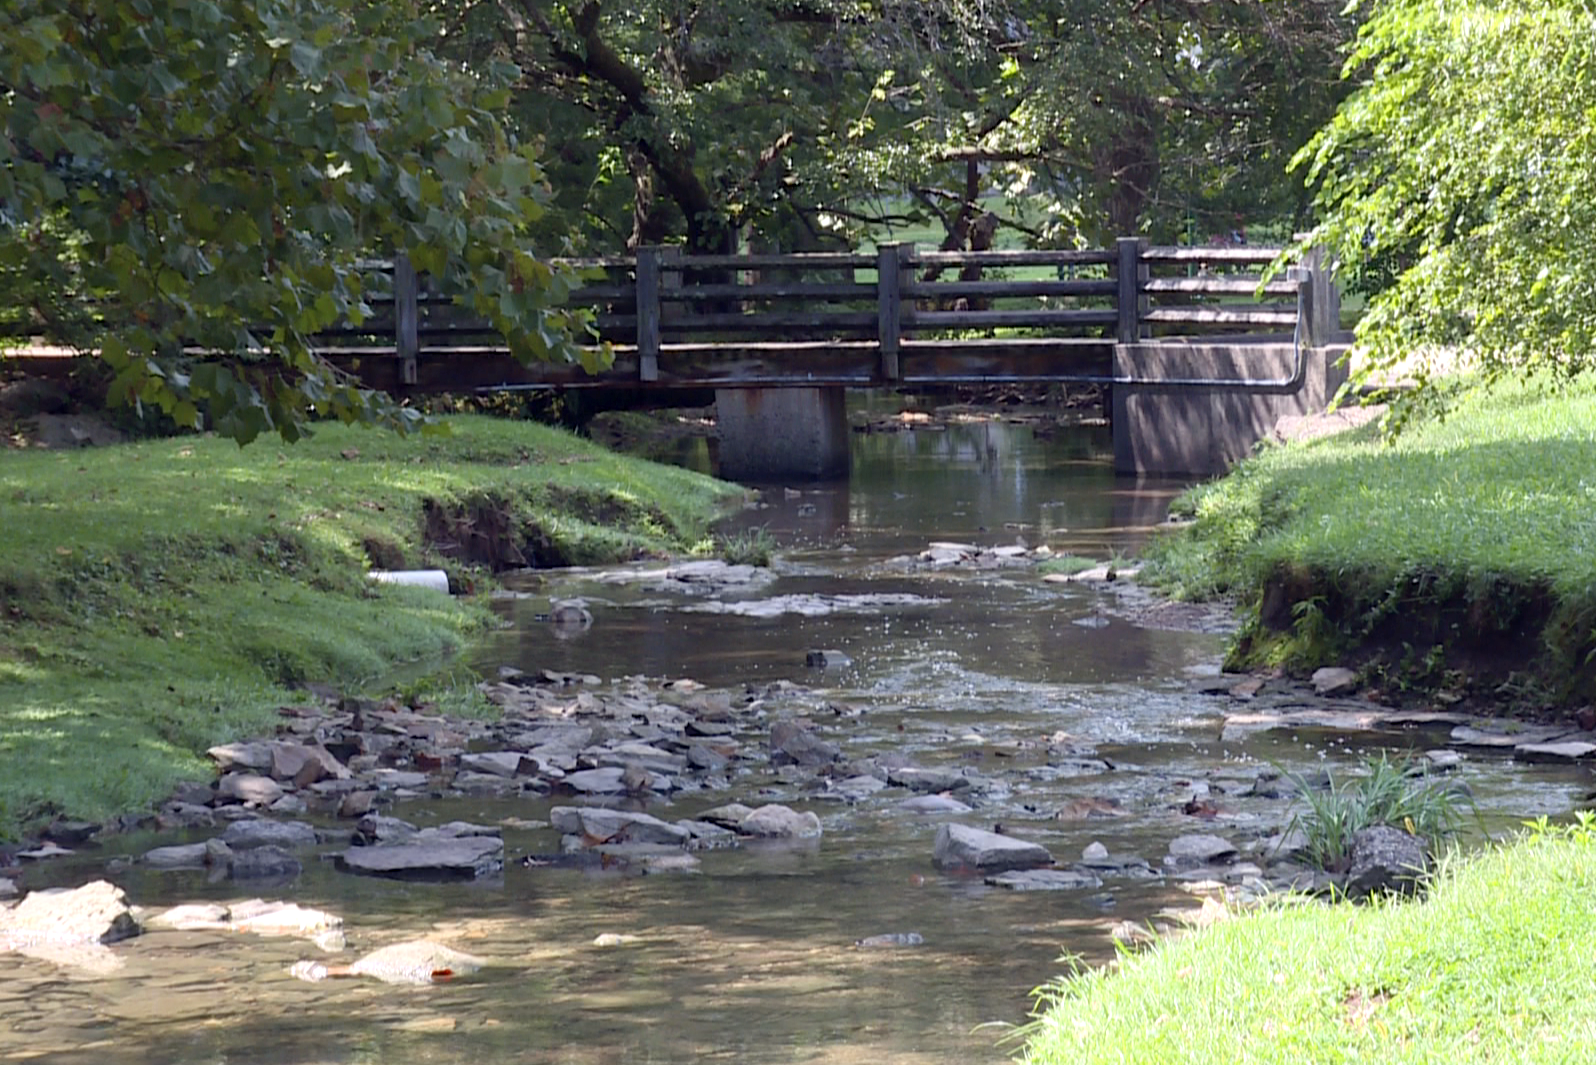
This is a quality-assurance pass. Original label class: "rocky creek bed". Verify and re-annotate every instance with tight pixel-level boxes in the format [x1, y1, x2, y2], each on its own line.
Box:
[5, 419, 1593, 1064]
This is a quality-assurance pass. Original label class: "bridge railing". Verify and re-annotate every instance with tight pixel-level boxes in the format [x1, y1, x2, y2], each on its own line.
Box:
[304, 240, 1331, 388]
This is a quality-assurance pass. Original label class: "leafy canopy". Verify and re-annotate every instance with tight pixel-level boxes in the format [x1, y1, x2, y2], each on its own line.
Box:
[1294, 0, 1596, 425]
[1, 0, 598, 443]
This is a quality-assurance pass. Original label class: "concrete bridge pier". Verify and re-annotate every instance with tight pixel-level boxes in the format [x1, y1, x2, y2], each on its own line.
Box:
[715, 387, 851, 482]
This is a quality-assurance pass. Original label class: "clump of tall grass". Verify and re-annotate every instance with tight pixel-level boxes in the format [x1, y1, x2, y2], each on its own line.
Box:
[716, 525, 777, 567]
[1283, 753, 1474, 872]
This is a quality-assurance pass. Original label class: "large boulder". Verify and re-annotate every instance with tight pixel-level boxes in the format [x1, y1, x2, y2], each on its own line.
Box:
[0, 880, 140, 945]
[932, 824, 1052, 872]
[291, 940, 486, 985]
[1164, 833, 1238, 869]
[1347, 826, 1428, 897]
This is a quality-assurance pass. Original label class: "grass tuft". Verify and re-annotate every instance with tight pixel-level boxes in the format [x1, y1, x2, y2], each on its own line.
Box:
[1283, 754, 1474, 872]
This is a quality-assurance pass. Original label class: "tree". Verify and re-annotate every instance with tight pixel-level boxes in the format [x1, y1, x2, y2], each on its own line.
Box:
[1, 0, 597, 444]
[1294, 0, 1596, 425]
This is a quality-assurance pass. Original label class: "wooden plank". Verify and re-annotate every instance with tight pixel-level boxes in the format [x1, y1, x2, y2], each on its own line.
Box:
[1141, 246, 1283, 264]
[568, 284, 635, 302]
[908, 249, 1115, 267]
[659, 311, 877, 332]
[676, 252, 873, 269]
[877, 244, 903, 380]
[904, 309, 1117, 330]
[635, 246, 662, 382]
[671, 281, 875, 302]
[1143, 278, 1299, 296]
[1142, 307, 1298, 326]
[902, 279, 1116, 299]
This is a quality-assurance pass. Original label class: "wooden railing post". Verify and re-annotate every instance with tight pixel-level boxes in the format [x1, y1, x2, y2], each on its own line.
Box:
[393, 253, 419, 386]
[1300, 245, 1338, 348]
[1115, 237, 1148, 345]
[876, 243, 907, 381]
[635, 246, 664, 382]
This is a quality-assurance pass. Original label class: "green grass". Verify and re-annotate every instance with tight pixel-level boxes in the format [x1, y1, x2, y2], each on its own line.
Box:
[0, 416, 744, 836]
[1283, 755, 1473, 873]
[1017, 820, 1596, 1064]
[1142, 378, 1596, 692]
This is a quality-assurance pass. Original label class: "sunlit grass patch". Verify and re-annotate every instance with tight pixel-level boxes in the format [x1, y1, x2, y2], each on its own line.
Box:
[0, 415, 744, 837]
[1017, 822, 1596, 1064]
[1142, 379, 1596, 695]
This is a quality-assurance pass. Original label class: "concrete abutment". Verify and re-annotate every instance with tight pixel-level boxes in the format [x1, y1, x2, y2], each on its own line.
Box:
[715, 387, 851, 482]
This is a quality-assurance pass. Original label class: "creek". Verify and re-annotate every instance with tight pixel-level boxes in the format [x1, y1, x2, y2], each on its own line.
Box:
[4, 408, 1586, 1065]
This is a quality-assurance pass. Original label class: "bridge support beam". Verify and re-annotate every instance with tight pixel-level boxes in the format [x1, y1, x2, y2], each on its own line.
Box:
[1111, 337, 1351, 477]
[714, 387, 850, 482]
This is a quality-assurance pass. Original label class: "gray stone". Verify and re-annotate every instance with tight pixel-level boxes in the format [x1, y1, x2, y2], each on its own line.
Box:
[459, 751, 533, 778]
[268, 794, 308, 815]
[805, 649, 853, 669]
[697, 803, 754, 828]
[932, 823, 1052, 872]
[676, 820, 739, 848]
[825, 775, 887, 802]
[216, 773, 284, 806]
[1310, 666, 1359, 697]
[142, 842, 221, 869]
[353, 814, 418, 844]
[0, 880, 140, 944]
[207, 742, 274, 772]
[1164, 833, 1238, 868]
[368, 769, 431, 790]
[686, 745, 730, 771]
[229, 845, 303, 880]
[143, 903, 231, 931]
[1260, 828, 1310, 860]
[550, 807, 689, 846]
[220, 819, 318, 850]
[686, 720, 735, 738]
[155, 807, 213, 830]
[896, 794, 973, 815]
[1347, 825, 1428, 897]
[1513, 741, 1596, 763]
[1082, 841, 1109, 861]
[0, 878, 16, 899]
[985, 869, 1103, 891]
[451, 771, 522, 794]
[336, 836, 504, 881]
[269, 741, 349, 783]
[888, 766, 971, 793]
[769, 721, 842, 767]
[739, 804, 823, 839]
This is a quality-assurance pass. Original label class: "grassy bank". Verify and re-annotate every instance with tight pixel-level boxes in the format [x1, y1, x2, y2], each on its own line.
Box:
[1018, 820, 1596, 1063]
[1144, 380, 1596, 705]
[0, 415, 744, 838]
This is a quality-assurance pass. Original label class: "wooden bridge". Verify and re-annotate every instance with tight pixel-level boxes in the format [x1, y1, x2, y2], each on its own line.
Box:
[316, 238, 1340, 396]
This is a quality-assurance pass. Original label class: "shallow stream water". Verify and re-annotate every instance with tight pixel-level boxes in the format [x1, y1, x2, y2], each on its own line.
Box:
[4, 409, 1587, 1065]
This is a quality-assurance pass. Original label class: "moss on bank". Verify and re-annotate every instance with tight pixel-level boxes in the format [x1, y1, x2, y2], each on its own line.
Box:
[1142, 381, 1596, 706]
[0, 416, 744, 837]
[1018, 823, 1596, 1064]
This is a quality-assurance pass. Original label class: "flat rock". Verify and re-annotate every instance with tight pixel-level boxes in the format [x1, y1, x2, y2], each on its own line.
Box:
[825, 775, 887, 802]
[229, 845, 303, 880]
[142, 842, 217, 868]
[1513, 741, 1596, 763]
[1450, 724, 1565, 748]
[216, 773, 284, 806]
[888, 767, 970, 793]
[896, 794, 974, 815]
[220, 820, 318, 850]
[739, 804, 823, 839]
[144, 903, 232, 931]
[550, 807, 689, 846]
[932, 823, 1052, 872]
[1311, 666, 1359, 697]
[459, 751, 533, 778]
[697, 803, 754, 828]
[985, 869, 1103, 891]
[1165, 834, 1238, 868]
[368, 769, 431, 790]
[208, 742, 274, 772]
[335, 837, 504, 881]
[0, 880, 140, 945]
[769, 721, 842, 767]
